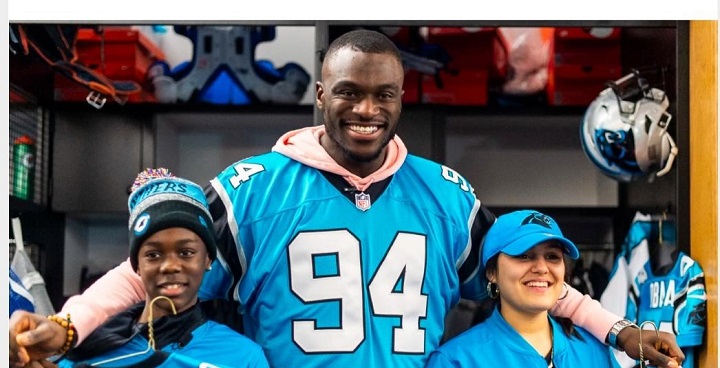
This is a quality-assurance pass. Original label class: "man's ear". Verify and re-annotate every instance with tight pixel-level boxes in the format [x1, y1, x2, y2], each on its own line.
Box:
[316, 81, 324, 110]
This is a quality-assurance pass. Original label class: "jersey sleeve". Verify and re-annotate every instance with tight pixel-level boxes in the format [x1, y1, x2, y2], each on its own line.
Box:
[200, 179, 244, 301]
[59, 259, 145, 344]
[458, 202, 496, 300]
[673, 256, 707, 347]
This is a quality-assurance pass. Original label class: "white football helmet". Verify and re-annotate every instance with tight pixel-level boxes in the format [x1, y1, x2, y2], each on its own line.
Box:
[580, 72, 678, 182]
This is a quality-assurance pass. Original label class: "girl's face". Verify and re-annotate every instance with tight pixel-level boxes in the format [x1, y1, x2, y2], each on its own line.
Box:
[490, 241, 566, 317]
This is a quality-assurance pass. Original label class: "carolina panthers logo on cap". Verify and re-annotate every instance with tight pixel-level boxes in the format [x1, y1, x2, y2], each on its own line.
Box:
[133, 213, 151, 236]
[521, 213, 553, 229]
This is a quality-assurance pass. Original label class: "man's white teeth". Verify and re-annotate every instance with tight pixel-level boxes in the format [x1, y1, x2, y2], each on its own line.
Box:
[526, 281, 549, 288]
[348, 125, 378, 134]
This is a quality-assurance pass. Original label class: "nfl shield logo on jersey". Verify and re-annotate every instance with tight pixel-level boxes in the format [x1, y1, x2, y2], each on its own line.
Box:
[355, 192, 371, 211]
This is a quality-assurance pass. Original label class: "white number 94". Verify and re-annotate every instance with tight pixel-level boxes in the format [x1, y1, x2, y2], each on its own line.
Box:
[288, 230, 428, 354]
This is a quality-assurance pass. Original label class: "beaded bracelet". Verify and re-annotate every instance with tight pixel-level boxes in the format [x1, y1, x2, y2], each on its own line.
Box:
[47, 314, 76, 355]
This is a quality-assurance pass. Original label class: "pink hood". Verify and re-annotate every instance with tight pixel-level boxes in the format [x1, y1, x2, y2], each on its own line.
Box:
[272, 126, 408, 192]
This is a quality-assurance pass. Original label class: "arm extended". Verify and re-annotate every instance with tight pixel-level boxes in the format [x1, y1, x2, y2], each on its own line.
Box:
[552, 283, 683, 368]
[60, 259, 145, 344]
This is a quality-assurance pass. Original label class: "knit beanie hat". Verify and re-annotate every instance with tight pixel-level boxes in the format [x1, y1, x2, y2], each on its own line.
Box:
[127, 168, 217, 271]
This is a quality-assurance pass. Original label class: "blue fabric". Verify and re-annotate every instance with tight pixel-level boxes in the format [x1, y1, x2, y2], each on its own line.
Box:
[426, 308, 621, 368]
[200, 151, 491, 367]
[9, 268, 34, 315]
[629, 251, 707, 368]
[128, 177, 209, 213]
[57, 320, 268, 368]
[481, 210, 579, 266]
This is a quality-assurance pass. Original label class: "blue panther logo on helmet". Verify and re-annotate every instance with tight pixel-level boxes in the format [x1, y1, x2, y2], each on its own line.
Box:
[594, 129, 641, 174]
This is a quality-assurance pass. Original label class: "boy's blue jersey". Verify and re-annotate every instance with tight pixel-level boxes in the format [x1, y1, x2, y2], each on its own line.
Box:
[201, 152, 493, 367]
[426, 308, 621, 368]
[57, 320, 268, 368]
[630, 251, 707, 368]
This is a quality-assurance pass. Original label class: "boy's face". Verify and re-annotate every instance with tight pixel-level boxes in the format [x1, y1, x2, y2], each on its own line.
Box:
[136, 227, 211, 317]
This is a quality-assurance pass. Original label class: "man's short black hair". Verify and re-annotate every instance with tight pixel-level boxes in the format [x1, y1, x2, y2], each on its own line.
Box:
[324, 29, 402, 64]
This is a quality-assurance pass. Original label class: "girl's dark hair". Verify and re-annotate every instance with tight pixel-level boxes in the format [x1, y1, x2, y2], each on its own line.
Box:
[482, 253, 584, 341]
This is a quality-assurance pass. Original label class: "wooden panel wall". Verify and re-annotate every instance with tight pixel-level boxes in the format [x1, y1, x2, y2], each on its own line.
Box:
[689, 20, 717, 368]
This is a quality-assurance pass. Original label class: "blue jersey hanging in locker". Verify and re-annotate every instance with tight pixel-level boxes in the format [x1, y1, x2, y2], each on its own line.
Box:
[601, 213, 707, 368]
[629, 251, 707, 368]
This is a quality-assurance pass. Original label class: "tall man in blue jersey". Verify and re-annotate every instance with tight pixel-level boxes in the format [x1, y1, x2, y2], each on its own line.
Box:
[12, 29, 685, 368]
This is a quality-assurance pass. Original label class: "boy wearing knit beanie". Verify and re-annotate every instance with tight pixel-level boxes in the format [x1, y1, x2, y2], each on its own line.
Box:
[10, 168, 268, 368]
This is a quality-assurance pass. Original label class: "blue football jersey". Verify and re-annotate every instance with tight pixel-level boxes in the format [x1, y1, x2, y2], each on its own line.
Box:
[630, 251, 707, 368]
[57, 320, 268, 368]
[602, 215, 706, 368]
[200, 152, 492, 367]
[427, 308, 620, 368]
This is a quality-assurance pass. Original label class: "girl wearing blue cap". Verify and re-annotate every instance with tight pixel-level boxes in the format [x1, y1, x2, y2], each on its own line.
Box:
[10, 169, 269, 368]
[427, 210, 621, 368]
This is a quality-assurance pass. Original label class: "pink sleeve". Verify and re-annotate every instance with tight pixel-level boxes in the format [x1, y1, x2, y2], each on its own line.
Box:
[59, 259, 145, 344]
[549, 283, 620, 343]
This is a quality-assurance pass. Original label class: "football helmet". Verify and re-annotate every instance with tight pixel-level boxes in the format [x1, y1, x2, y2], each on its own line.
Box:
[580, 72, 678, 182]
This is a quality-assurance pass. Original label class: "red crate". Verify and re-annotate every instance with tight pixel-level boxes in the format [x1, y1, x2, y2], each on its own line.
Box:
[73, 27, 165, 83]
[425, 27, 498, 70]
[552, 64, 623, 80]
[402, 70, 421, 103]
[421, 69, 488, 106]
[553, 42, 622, 66]
[547, 27, 622, 106]
[54, 27, 165, 104]
[546, 74, 612, 106]
[547, 83, 607, 106]
[554, 27, 621, 40]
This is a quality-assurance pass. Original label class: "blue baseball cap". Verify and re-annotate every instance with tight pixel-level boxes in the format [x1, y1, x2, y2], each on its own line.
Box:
[481, 210, 580, 267]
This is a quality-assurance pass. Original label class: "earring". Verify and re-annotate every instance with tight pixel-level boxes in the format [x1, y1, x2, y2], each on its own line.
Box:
[486, 281, 500, 299]
[206, 265, 212, 271]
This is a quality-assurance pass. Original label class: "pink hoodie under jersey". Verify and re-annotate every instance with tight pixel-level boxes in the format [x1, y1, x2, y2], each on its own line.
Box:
[61, 125, 619, 345]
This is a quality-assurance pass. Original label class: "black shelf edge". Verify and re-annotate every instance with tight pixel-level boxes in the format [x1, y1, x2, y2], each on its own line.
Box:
[49, 101, 316, 115]
[325, 21, 679, 28]
[9, 195, 48, 214]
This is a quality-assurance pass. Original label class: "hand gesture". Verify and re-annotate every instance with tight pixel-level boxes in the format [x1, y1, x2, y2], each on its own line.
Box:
[9, 310, 67, 367]
[618, 327, 685, 368]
